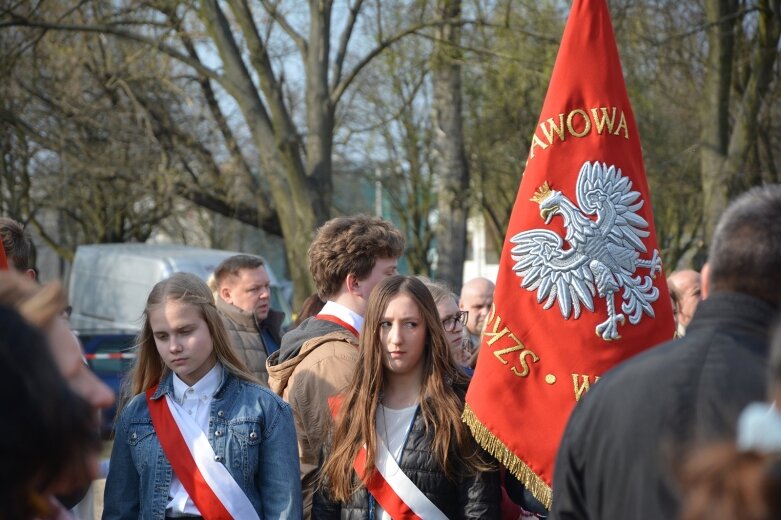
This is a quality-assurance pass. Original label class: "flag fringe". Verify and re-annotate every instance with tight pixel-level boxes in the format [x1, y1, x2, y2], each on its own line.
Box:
[462, 403, 552, 509]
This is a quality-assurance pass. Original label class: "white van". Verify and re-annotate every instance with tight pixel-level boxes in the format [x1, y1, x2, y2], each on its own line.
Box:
[68, 243, 292, 332]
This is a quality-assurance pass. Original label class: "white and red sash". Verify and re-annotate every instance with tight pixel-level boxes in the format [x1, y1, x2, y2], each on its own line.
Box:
[146, 387, 260, 520]
[354, 441, 448, 520]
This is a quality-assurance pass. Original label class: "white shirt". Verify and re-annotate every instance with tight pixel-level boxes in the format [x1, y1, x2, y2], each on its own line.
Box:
[320, 300, 365, 333]
[166, 363, 223, 515]
[375, 404, 417, 520]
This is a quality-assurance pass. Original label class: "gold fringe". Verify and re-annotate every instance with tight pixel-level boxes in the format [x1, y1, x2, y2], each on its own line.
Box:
[463, 403, 552, 509]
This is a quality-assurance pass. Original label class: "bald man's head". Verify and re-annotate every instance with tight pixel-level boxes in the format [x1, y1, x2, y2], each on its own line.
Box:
[667, 270, 701, 328]
[460, 277, 495, 337]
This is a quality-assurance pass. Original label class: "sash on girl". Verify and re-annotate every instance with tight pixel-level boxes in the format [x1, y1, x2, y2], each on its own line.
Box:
[146, 386, 260, 520]
[328, 395, 445, 518]
[353, 441, 448, 520]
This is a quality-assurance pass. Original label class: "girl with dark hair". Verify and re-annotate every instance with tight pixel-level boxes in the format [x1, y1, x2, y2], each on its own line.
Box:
[103, 272, 301, 519]
[313, 275, 500, 519]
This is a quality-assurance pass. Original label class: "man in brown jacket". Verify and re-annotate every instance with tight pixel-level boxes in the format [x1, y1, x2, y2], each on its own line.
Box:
[267, 215, 405, 518]
[215, 254, 284, 386]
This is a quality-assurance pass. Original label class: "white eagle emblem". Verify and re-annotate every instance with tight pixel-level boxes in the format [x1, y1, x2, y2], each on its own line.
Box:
[510, 161, 662, 341]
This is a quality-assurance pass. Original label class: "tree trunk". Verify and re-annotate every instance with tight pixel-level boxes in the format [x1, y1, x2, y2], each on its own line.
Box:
[432, 0, 469, 290]
[700, 0, 737, 245]
[722, 0, 781, 190]
[305, 0, 335, 224]
[700, 0, 780, 244]
[202, 0, 322, 307]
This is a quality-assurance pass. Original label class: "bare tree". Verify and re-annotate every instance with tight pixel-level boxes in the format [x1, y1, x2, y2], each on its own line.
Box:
[432, 0, 469, 289]
[0, 13, 181, 256]
[1, 1, 465, 304]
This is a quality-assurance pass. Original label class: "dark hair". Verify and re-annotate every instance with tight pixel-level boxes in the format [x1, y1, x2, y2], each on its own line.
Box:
[708, 185, 781, 304]
[213, 254, 265, 286]
[680, 443, 781, 520]
[308, 215, 405, 300]
[0, 217, 37, 273]
[0, 305, 99, 520]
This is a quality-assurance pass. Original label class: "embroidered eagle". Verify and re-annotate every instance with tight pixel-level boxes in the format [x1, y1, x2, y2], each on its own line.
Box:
[510, 161, 662, 341]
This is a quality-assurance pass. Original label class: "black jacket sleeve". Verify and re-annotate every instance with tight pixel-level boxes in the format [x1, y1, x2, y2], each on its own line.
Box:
[458, 460, 502, 519]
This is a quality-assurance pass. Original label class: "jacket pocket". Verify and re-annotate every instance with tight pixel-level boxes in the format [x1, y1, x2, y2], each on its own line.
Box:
[229, 419, 262, 445]
[126, 422, 156, 470]
[225, 419, 262, 483]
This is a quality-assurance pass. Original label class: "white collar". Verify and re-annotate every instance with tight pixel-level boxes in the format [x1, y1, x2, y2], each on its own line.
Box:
[172, 362, 223, 404]
[319, 300, 365, 333]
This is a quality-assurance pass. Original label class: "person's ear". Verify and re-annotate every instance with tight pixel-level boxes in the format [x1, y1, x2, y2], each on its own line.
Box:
[24, 268, 36, 281]
[219, 285, 232, 303]
[700, 263, 711, 300]
[345, 273, 361, 296]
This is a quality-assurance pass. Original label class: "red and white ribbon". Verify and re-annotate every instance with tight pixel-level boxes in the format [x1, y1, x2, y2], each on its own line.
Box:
[84, 352, 136, 360]
[146, 388, 259, 520]
[354, 440, 447, 520]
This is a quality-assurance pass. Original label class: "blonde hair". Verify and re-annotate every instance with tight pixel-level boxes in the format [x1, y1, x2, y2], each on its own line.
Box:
[319, 275, 488, 501]
[418, 276, 459, 308]
[128, 272, 258, 396]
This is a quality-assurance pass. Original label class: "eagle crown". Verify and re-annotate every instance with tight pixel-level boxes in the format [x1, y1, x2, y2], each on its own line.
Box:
[530, 182, 554, 205]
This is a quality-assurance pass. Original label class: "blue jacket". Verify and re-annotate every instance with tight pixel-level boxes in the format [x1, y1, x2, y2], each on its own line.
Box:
[102, 368, 303, 519]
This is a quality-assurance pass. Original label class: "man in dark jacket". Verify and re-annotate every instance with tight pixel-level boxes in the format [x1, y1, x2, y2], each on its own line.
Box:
[551, 184, 781, 520]
[214, 254, 284, 386]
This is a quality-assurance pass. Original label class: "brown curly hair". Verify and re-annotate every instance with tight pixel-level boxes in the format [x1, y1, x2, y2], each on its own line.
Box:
[308, 215, 405, 300]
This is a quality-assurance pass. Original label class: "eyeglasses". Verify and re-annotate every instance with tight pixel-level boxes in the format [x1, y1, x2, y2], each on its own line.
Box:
[442, 310, 468, 332]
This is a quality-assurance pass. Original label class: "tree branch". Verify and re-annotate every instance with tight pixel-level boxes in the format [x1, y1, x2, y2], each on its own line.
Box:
[331, 17, 489, 105]
[258, 0, 307, 56]
[0, 15, 225, 86]
[174, 180, 282, 236]
[332, 0, 364, 88]
[28, 216, 75, 262]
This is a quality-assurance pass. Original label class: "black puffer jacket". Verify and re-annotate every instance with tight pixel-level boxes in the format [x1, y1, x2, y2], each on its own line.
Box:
[312, 402, 501, 519]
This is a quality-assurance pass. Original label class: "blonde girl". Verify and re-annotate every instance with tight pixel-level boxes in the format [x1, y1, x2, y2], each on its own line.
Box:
[103, 272, 301, 519]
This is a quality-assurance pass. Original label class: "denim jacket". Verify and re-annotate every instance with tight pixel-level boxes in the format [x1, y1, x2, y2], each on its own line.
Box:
[102, 369, 303, 519]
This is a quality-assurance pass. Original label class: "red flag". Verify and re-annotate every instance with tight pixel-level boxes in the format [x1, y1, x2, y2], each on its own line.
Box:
[463, 0, 675, 509]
